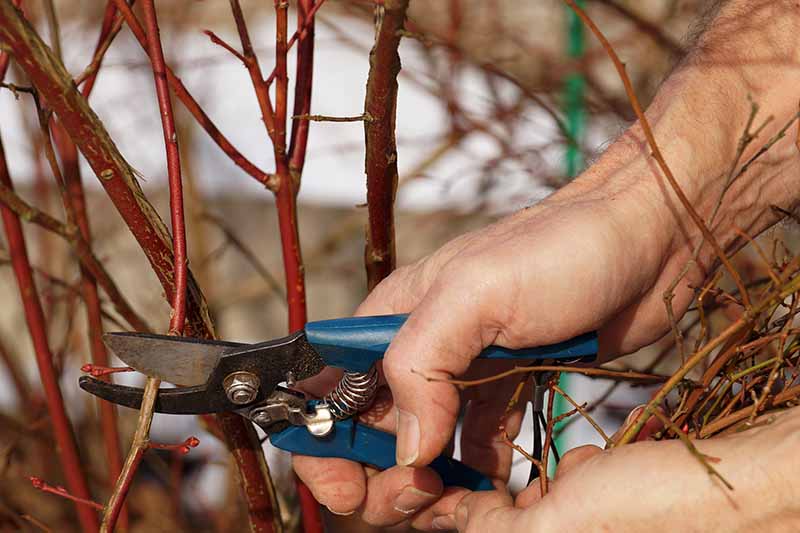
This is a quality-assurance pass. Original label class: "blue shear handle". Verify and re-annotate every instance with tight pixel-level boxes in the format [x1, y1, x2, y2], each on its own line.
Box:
[270, 418, 494, 491]
[305, 314, 598, 373]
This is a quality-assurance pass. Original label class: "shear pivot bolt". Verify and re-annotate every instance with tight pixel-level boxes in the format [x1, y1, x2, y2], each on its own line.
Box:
[224, 371, 260, 405]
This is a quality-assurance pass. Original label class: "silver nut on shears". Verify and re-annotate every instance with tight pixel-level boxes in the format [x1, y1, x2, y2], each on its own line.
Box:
[224, 371, 261, 405]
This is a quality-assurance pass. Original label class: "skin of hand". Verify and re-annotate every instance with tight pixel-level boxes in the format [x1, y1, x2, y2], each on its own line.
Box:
[294, 0, 800, 528]
[452, 406, 800, 533]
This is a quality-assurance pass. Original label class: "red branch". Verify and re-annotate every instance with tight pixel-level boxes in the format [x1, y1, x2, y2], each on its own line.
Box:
[364, 0, 409, 289]
[276, 1, 320, 528]
[0, 134, 98, 531]
[108, 0, 272, 187]
[141, 0, 188, 336]
[264, 0, 328, 88]
[288, 0, 316, 172]
[101, 1, 190, 529]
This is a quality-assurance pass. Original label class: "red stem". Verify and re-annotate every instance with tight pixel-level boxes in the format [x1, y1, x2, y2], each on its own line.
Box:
[272, 3, 320, 529]
[140, 0, 188, 334]
[264, 0, 327, 88]
[109, 0, 272, 186]
[364, 0, 409, 290]
[30, 477, 104, 511]
[79, 0, 119, 98]
[0, 135, 98, 532]
[288, 0, 316, 172]
[101, 2, 189, 528]
[272, 1, 308, 334]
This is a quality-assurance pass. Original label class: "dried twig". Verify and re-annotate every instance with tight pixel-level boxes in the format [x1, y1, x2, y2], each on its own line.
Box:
[552, 384, 612, 446]
[415, 365, 666, 387]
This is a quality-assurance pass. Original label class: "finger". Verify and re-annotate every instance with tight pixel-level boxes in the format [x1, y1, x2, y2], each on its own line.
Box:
[460, 391, 526, 480]
[515, 480, 543, 508]
[293, 455, 366, 515]
[383, 271, 493, 467]
[455, 484, 520, 533]
[358, 466, 443, 527]
[609, 405, 664, 445]
[355, 263, 431, 316]
[554, 444, 603, 479]
[515, 445, 602, 509]
[410, 487, 470, 531]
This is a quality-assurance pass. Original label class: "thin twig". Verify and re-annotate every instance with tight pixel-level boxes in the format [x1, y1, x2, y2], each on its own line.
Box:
[415, 365, 667, 387]
[293, 113, 370, 123]
[552, 384, 612, 446]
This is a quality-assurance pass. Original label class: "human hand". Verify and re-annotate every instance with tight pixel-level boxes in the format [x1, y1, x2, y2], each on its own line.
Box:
[450, 406, 800, 532]
[294, 0, 800, 522]
[294, 154, 698, 525]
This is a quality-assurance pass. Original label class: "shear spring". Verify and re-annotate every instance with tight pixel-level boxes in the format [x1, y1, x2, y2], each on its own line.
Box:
[323, 366, 378, 420]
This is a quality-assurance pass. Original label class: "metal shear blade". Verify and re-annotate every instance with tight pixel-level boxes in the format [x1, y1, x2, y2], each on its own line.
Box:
[79, 331, 326, 415]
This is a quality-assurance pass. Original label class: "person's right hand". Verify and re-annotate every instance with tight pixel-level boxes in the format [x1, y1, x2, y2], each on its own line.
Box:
[293, 135, 716, 527]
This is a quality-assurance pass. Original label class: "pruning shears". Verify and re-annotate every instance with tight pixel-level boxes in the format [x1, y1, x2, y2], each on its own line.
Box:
[80, 314, 597, 491]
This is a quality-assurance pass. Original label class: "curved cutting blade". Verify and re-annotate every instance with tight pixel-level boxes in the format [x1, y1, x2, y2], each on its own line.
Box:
[103, 332, 244, 386]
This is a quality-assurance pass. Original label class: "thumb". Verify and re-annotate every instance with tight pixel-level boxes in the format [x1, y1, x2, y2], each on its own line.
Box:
[382, 275, 492, 466]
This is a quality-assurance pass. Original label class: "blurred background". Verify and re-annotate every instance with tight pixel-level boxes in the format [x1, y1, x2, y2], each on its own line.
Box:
[0, 1, 715, 530]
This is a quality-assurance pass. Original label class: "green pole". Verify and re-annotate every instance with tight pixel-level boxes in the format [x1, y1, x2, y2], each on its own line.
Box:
[552, 0, 586, 474]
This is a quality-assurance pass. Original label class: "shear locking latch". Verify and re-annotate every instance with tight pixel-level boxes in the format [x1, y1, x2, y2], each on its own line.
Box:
[243, 388, 335, 437]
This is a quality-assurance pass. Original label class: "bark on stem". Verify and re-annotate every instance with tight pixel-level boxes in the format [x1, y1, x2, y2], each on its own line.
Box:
[0, 133, 98, 532]
[363, 0, 409, 290]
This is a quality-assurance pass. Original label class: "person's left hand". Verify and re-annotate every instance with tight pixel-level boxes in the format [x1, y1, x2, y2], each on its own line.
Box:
[432, 405, 800, 532]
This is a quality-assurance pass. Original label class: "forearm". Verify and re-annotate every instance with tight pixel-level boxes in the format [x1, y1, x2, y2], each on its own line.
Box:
[571, 0, 800, 279]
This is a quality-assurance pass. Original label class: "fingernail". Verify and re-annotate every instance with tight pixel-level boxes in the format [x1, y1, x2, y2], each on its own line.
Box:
[393, 485, 437, 515]
[326, 506, 355, 516]
[625, 404, 647, 425]
[396, 408, 420, 466]
[432, 514, 457, 530]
